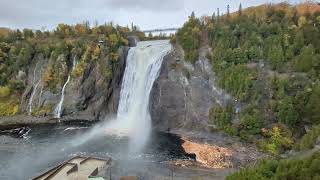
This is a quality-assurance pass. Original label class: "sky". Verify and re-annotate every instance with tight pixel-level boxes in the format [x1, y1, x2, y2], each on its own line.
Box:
[0, 0, 304, 31]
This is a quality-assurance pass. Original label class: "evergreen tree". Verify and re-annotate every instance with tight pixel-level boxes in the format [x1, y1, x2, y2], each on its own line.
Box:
[239, 3, 242, 16]
[227, 5, 230, 18]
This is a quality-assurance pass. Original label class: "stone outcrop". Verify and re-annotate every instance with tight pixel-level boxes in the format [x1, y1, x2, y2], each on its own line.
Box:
[13, 46, 128, 125]
[61, 46, 128, 121]
[150, 44, 233, 132]
[179, 137, 264, 169]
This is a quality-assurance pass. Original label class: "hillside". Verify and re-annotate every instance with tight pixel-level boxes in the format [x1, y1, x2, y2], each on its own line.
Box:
[173, 2, 320, 178]
[0, 23, 146, 122]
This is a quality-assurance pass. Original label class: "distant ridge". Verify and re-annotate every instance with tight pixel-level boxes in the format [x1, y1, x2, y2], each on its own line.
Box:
[229, 1, 320, 17]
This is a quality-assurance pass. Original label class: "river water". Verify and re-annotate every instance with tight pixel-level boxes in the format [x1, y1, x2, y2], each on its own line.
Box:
[0, 40, 198, 179]
[0, 123, 191, 179]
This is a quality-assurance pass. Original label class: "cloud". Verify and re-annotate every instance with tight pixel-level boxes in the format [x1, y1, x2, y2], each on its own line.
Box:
[105, 0, 184, 11]
[0, 0, 302, 30]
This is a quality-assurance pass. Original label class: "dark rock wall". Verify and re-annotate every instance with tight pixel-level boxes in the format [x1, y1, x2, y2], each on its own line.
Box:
[20, 46, 128, 122]
[150, 45, 232, 132]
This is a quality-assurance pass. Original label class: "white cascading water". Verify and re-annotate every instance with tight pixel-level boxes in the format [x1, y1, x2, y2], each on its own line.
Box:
[106, 40, 171, 152]
[28, 80, 40, 115]
[54, 57, 77, 118]
[28, 63, 41, 115]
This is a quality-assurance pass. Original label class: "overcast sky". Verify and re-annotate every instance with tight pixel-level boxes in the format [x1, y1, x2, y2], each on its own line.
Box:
[0, 0, 303, 30]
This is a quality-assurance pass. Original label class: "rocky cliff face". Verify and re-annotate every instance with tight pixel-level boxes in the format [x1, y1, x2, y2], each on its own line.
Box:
[150, 44, 233, 132]
[19, 47, 128, 122]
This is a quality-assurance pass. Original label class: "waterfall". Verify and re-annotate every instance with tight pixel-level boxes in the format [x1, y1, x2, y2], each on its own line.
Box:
[28, 63, 41, 115]
[28, 80, 40, 115]
[54, 57, 77, 119]
[106, 40, 171, 152]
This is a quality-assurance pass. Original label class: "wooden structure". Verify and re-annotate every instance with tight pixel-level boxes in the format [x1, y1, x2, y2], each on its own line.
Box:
[32, 156, 111, 180]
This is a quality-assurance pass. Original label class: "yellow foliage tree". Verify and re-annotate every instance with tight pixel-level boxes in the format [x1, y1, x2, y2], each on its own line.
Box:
[0, 86, 10, 97]
[75, 24, 88, 35]
[43, 66, 54, 87]
[108, 34, 119, 47]
[92, 45, 101, 61]
[108, 52, 119, 62]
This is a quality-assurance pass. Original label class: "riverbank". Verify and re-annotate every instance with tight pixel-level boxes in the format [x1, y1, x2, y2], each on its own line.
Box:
[0, 115, 99, 130]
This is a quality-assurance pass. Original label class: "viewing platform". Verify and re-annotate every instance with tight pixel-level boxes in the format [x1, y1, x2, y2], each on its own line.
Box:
[32, 156, 111, 180]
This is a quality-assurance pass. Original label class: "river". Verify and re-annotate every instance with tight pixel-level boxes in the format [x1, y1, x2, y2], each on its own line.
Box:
[0, 123, 192, 179]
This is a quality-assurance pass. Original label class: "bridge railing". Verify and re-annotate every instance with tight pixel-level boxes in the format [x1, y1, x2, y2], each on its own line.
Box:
[142, 28, 179, 33]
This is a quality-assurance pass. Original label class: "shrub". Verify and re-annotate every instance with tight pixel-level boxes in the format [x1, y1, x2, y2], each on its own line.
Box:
[108, 52, 119, 63]
[8, 79, 25, 92]
[238, 105, 263, 141]
[295, 125, 320, 151]
[0, 86, 10, 97]
[72, 61, 88, 77]
[227, 151, 320, 180]
[0, 102, 19, 116]
[32, 105, 53, 116]
[258, 125, 293, 155]
[209, 105, 237, 136]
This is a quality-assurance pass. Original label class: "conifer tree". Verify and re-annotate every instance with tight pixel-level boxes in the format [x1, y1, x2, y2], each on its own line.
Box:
[239, 3, 242, 16]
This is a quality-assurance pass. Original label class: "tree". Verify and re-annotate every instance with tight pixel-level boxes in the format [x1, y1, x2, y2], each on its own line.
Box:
[292, 31, 304, 55]
[17, 46, 32, 68]
[190, 11, 195, 19]
[23, 29, 34, 39]
[75, 23, 88, 36]
[92, 45, 101, 61]
[108, 34, 119, 48]
[268, 43, 285, 70]
[276, 96, 298, 126]
[293, 44, 315, 72]
[56, 24, 72, 38]
[35, 30, 42, 38]
[305, 85, 320, 124]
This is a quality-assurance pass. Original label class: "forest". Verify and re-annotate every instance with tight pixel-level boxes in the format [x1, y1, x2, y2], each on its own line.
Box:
[0, 22, 146, 116]
[174, 2, 320, 178]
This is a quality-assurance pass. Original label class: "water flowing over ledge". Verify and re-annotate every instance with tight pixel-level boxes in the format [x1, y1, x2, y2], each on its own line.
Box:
[54, 57, 77, 119]
[106, 40, 172, 152]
